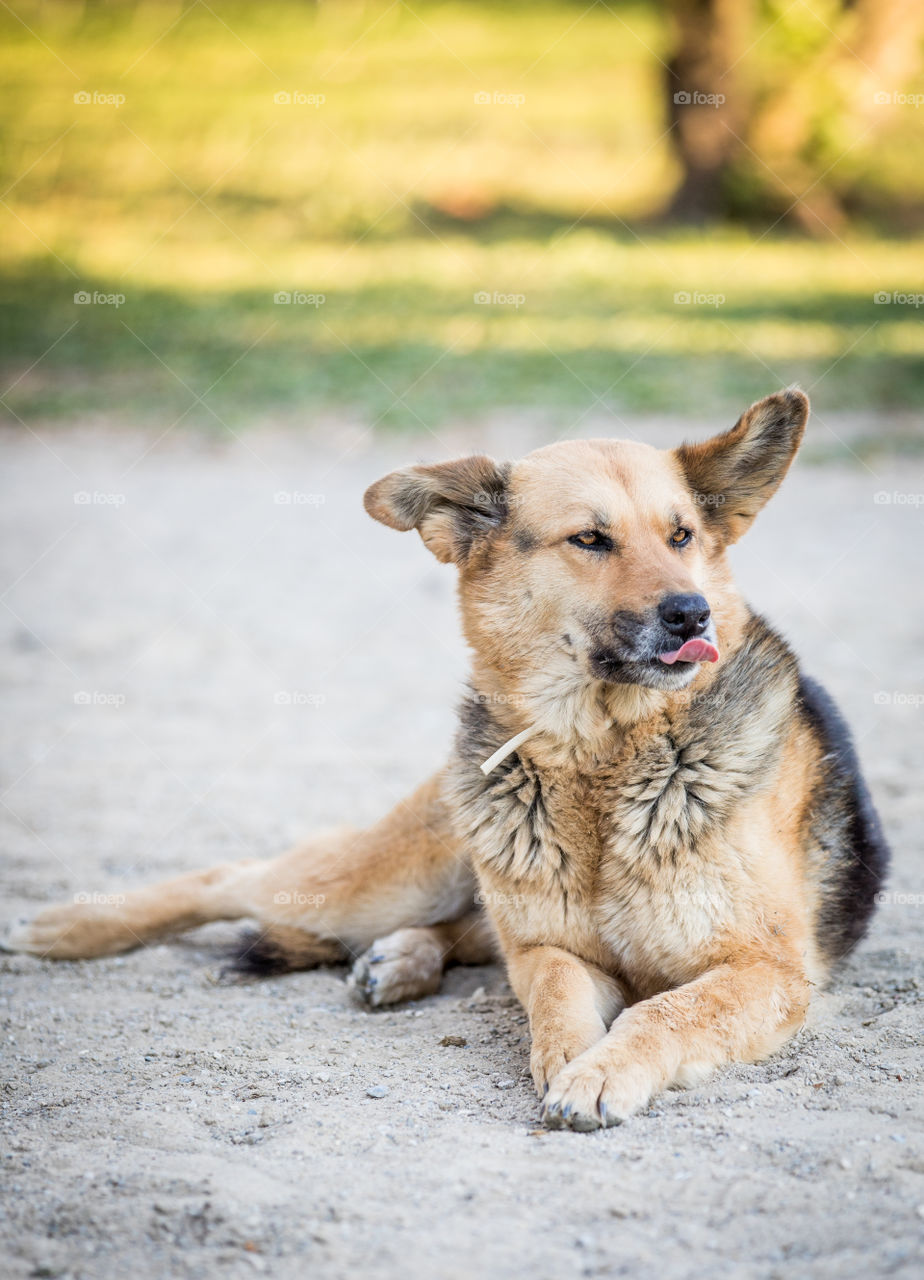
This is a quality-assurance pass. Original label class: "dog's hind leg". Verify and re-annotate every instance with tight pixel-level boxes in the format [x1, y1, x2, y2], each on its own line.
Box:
[3, 773, 478, 972]
[2, 857, 281, 960]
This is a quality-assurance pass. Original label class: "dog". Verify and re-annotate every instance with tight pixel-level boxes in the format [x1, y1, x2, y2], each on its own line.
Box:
[4, 388, 889, 1131]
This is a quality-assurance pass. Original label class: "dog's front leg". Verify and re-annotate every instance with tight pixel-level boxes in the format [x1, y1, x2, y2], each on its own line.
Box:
[542, 959, 810, 1131]
[505, 945, 626, 1096]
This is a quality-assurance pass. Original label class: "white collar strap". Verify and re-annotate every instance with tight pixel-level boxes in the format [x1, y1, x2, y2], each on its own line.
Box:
[479, 726, 536, 776]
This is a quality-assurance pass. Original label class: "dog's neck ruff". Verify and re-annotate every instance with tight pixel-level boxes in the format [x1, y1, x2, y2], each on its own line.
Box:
[477, 687, 651, 775]
[479, 726, 536, 776]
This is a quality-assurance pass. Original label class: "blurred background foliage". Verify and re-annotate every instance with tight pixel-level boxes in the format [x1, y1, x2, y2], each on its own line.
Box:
[1, 0, 922, 432]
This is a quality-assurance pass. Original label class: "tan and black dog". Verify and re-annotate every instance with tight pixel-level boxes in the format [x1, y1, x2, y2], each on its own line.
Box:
[4, 388, 888, 1130]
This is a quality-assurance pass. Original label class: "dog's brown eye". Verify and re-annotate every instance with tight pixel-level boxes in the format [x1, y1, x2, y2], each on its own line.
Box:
[670, 528, 692, 548]
[569, 530, 612, 551]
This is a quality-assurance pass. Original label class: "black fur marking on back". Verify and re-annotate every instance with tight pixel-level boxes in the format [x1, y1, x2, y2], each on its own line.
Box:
[797, 674, 890, 960]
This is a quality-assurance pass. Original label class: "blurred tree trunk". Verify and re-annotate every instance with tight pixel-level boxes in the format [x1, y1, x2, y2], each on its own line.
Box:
[664, 0, 754, 221]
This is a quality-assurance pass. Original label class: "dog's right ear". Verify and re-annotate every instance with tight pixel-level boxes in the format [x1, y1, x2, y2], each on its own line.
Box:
[675, 389, 808, 544]
[363, 455, 511, 565]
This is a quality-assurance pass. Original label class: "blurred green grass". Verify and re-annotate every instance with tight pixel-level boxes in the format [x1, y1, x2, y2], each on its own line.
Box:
[1, 0, 922, 431]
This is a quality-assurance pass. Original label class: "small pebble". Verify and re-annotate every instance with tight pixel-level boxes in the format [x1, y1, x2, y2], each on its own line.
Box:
[366, 1085, 389, 1099]
[495, 1078, 516, 1090]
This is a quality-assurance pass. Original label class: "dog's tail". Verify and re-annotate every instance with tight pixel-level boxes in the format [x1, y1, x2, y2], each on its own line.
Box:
[227, 924, 348, 976]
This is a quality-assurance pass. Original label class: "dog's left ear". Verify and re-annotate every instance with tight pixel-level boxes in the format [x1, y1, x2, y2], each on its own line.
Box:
[364, 455, 511, 564]
[674, 389, 808, 544]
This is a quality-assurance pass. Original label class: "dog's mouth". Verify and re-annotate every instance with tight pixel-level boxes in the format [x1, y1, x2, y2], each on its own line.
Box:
[657, 637, 719, 665]
[589, 634, 719, 687]
[579, 608, 719, 689]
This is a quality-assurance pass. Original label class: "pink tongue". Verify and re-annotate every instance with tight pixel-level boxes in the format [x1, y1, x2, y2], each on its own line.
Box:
[659, 638, 720, 665]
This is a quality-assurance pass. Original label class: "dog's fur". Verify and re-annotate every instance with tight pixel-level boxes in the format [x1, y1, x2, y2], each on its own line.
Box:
[4, 389, 889, 1130]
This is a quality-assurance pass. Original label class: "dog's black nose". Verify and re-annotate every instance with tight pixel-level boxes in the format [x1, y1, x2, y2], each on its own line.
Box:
[658, 593, 711, 639]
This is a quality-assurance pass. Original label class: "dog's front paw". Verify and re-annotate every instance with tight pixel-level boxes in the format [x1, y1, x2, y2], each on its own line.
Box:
[542, 1048, 653, 1132]
[348, 928, 444, 1007]
[530, 1017, 607, 1098]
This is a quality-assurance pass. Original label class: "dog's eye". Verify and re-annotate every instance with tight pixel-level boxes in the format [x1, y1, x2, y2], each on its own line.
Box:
[569, 530, 612, 551]
[670, 528, 692, 548]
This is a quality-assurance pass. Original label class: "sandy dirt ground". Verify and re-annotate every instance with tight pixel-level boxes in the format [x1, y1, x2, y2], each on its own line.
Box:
[1, 414, 922, 1280]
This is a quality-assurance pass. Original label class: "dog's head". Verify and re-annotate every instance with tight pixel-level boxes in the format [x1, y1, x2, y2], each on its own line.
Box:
[364, 390, 807, 712]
